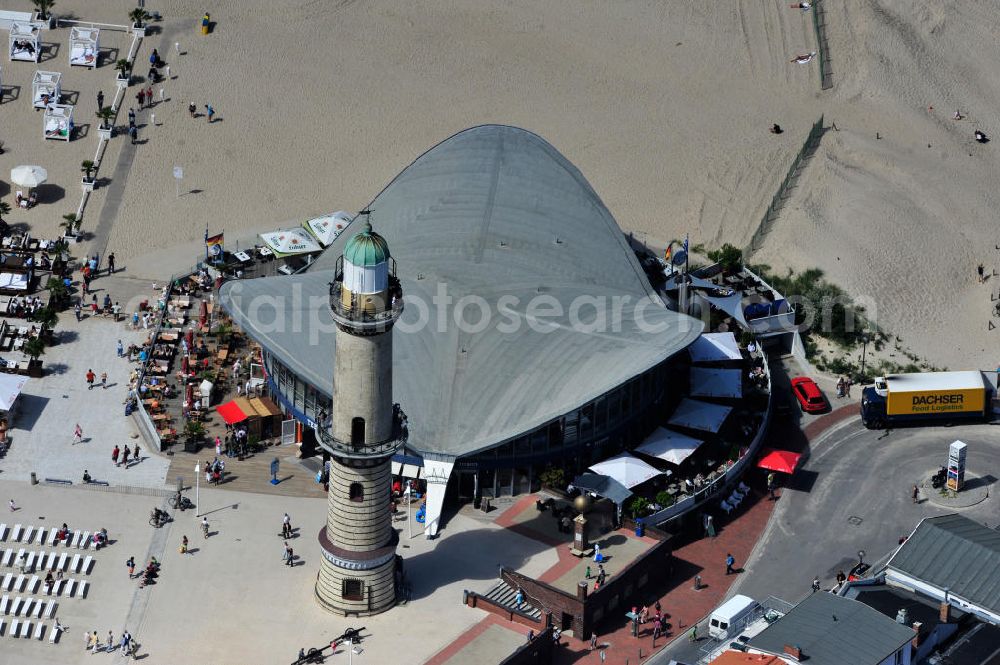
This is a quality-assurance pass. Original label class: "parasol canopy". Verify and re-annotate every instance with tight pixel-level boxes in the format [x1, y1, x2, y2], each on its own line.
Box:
[10, 165, 48, 188]
[259, 228, 322, 258]
[588, 452, 662, 489]
[0, 374, 28, 411]
[756, 448, 803, 474]
[304, 211, 353, 247]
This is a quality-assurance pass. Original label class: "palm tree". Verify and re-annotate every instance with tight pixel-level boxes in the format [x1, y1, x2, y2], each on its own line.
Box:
[96, 106, 115, 130]
[128, 8, 149, 28]
[24, 337, 46, 362]
[60, 213, 78, 237]
[115, 59, 131, 80]
[31, 306, 59, 330]
[0, 200, 10, 222]
[81, 160, 96, 181]
[32, 0, 55, 21]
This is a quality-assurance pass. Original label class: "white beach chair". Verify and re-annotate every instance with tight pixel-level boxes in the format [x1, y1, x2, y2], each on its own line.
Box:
[25, 575, 38, 594]
[77, 531, 89, 549]
[1, 549, 12, 566]
[35, 552, 46, 571]
[72, 532, 82, 548]
[22, 527, 33, 544]
[52, 579, 64, 597]
[0, 618, 4, 636]
[33, 598, 43, 618]
[34, 528, 46, 545]
[47, 530, 58, 547]
[11, 525, 22, 542]
[10, 619, 18, 637]
[62, 579, 74, 598]
[56, 553, 67, 572]
[0, 524, 7, 541]
[1, 574, 11, 591]
[10, 597, 21, 616]
[20, 619, 30, 637]
[17, 598, 30, 616]
[13, 575, 24, 592]
[0, 595, 8, 614]
[69, 554, 80, 574]
[23, 552, 34, 573]
[49, 622, 59, 642]
[44, 600, 54, 619]
[82, 555, 92, 574]
[74, 580, 87, 598]
[34, 621, 43, 640]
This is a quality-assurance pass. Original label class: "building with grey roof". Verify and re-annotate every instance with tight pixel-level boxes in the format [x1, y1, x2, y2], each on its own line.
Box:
[747, 591, 916, 665]
[219, 125, 704, 535]
[886, 513, 1000, 625]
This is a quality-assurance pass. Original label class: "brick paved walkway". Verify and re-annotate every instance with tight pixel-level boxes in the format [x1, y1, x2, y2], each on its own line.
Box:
[441, 404, 860, 665]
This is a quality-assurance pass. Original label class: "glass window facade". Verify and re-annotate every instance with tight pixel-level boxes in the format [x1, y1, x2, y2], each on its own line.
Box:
[263, 349, 683, 498]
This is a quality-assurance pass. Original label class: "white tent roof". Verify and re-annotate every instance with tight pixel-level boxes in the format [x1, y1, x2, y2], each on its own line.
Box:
[259, 228, 322, 256]
[668, 398, 733, 434]
[0, 374, 27, 411]
[690, 367, 742, 399]
[635, 427, 704, 465]
[688, 332, 742, 362]
[304, 211, 353, 247]
[588, 452, 662, 489]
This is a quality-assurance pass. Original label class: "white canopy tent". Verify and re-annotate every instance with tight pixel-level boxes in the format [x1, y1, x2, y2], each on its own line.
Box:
[43, 103, 73, 141]
[668, 398, 733, 434]
[635, 427, 704, 465]
[9, 23, 40, 62]
[588, 452, 662, 489]
[68, 26, 99, 68]
[0, 373, 27, 416]
[304, 211, 353, 247]
[688, 332, 742, 362]
[690, 367, 743, 399]
[199, 379, 213, 410]
[259, 228, 322, 258]
[31, 70, 60, 109]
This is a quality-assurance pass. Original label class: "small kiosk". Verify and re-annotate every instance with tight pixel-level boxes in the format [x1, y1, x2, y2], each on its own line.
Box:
[31, 70, 60, 109]
[8, 23, 40, 62]
[68, 26, 99, 68]
[43, 103, 73, 141]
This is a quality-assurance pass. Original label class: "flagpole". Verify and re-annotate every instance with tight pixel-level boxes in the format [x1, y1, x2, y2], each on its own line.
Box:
[205, 226, 209, 262]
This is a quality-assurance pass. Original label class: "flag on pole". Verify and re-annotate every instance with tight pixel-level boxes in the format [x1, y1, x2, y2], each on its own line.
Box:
[664, 244, 672, 263]
[206, 232, 224, 261]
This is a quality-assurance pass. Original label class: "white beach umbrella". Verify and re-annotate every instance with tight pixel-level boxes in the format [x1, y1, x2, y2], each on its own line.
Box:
[10, 165, 48, 188]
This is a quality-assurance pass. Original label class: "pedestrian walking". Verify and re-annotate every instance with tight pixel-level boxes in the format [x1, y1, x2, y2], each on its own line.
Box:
[8, 498, 16, 512]
[100, 371, 107, 389]
[652, 619, 661, 641]
[585, 565, 591, 579]
[107, 631, 115, 651]
[84, 631, 91, 651]
[205, 104, 215, 123]
[767, 472, 777, 500]
[284, 542, 294, 567]
[515, 587, 524, 608]
[689, 625, 698, 642]
[282, 512, 292, 538]
[75, 303, 82, 321]
[133, 443, 140, 462]
[117, 339, 124, 357]
[112, 445, 120, 466]
[129, 125, 138, 145]
[107, 252, 116, 274]
[127, 556, 135, 577]
[812, 576, 821, 592]
[180, 535, 188, 554]
[725, 553, 736, 575]
[150, 112, 156, 126]
[589, 632, 598, 651]
[73, 424, 83, 444]
[96, 90, 104, 111]
[527, 629, 533, 642]
[135, 89, 144, 109]
[145, 86, 153, 107]
[202, 517, 209, 539]
[128, 108, 136, 126]
[912, 484, 919, 503]
[188, 101, 196, 117]
[86, 368, 95, 389]
[121, 446, 131, 468]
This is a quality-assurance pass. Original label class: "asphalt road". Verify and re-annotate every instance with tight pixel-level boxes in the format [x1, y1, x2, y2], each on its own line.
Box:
[652, 418, 1000, 664]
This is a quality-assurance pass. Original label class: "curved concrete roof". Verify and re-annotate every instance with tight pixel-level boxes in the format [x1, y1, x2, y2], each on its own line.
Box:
[220, 125, 703, 458]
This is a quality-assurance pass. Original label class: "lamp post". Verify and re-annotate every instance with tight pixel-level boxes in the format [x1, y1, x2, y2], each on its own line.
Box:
[194, 463, 200, 517]
[860, 333, 870, 381]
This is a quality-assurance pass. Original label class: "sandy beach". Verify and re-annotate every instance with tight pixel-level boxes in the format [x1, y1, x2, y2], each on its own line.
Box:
[1, 0, 996, 370]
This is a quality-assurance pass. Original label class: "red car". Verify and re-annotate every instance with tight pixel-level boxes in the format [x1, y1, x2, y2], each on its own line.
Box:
[791, 376, 827, 413]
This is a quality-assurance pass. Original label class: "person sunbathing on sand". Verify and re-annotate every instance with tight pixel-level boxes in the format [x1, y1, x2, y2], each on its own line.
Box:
[791, 2, 811, 9]
[791, 52, 816, 64]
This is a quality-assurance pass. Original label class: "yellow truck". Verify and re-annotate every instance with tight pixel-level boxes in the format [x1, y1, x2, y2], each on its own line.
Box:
[860, 371, 993, 429]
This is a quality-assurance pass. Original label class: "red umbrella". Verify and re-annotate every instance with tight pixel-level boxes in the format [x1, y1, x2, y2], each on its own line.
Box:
[199, 301, 208, 327]
[185, 329, 194, 347]
[756, 448, 803, 474]
[181, 355, 189, 374]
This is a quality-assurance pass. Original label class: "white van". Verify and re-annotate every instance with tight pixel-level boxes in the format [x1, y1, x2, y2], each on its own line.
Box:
[708, 594, 759, 640]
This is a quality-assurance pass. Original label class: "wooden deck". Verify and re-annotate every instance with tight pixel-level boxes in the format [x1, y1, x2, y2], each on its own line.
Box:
[164, 445, 327, 499]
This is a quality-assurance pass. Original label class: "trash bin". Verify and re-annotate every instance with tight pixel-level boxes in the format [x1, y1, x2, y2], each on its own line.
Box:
[635, 519, 645, 538]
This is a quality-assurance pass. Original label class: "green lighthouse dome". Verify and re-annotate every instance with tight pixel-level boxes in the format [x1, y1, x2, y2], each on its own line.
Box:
[343, 221, 391, 267]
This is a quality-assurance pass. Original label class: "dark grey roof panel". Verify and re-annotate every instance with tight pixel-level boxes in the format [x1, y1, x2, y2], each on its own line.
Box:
[220, 125, 703, 458]
[887, 514, 1000, 614]
[749, 592, 916, 665]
